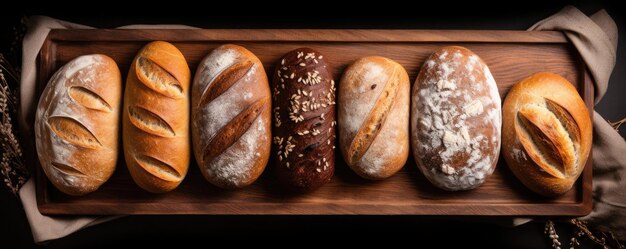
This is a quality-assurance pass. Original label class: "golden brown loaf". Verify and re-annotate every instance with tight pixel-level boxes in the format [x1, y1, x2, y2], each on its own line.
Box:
[191, 44, 271, 189]
[411, 46, 502, 191]
[123, 41, 191, 193]
[338, 56, 409, 180]
[35, 54, 121, 196]
[502, 72, 592, 197]
[271, 48, 336, 192]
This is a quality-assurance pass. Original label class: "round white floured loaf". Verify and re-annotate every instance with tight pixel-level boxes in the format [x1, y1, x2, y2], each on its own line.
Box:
[411, 46, 502, 191]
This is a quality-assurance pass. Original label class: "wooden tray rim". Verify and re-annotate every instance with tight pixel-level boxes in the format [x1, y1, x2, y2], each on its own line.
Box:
[35, 28, 593, 216]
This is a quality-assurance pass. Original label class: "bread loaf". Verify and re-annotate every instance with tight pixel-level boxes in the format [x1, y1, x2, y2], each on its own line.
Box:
[502, 72, 591, 196]
[271, 48, 336, 191]
[338, 56, 409, 180]
[35, 54, 121, 196]
[123, 41, 191, 193]
[191, 44, 271, 189]
[411, 46, 502, 191]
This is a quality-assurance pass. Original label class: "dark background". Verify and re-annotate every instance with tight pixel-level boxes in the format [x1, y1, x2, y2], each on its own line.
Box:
[1, 1, 624, 248]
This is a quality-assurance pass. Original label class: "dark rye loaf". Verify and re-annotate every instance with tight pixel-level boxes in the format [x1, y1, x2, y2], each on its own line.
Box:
[271, 47, 336, 192]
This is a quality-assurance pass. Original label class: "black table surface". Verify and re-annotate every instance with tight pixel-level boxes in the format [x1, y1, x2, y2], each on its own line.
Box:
[1, 1, 624, 248]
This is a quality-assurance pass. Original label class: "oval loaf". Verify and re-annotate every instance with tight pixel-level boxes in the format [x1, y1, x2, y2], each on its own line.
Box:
[123, 41, 191, 193]
[411, 46, 502, 191]
[338, 56, 409, 180]
[191, 44, 271, 189]
[35, 54, 122, 196]
[502, 72, 591, 196]
[271, 47, 336, 192]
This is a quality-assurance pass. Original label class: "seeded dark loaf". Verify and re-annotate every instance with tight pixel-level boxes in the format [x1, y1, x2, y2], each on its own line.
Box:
[191, 44, 271, 189]
[271, 48, 336, 192]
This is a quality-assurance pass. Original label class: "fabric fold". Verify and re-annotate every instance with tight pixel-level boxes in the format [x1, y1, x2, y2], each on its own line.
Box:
[529, 6, 617, 103]
[530, 6, 626, 239]
[18, 179, 115, 242]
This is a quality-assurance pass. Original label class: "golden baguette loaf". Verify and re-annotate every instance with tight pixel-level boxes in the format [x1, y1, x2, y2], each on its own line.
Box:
[411, 46, 502, 191]
[191, 44, 271, 189]
[502, 72, 592, 197]
[123, 41, 191, 193]
[35, 54, 121, 196]
[338, 56, 409, 180]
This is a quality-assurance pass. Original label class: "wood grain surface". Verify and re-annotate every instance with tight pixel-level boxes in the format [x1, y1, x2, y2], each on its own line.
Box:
[33, 29, 592, 215]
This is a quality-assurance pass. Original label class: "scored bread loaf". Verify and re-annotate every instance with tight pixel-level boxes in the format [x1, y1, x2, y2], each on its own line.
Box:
[35, 54, 121, 196]
[411, 46, 502, 191]
[191, 44, 271, 189]
[271, 47, 336, 192]
[502, 72, 592, 197]
[338, 56, 409, 180]
[123, 41, 191, 193]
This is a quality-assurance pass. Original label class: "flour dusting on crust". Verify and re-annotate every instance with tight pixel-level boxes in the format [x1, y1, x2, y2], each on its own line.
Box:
[192, 45, 269, 187]
[412, 47, 501, 191]
[204, 118, 266, 187]
[35, 54, 117, 193]
[340, 62, 386, 136]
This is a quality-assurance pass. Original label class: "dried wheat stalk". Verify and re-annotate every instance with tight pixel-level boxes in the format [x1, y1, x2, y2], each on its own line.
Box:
[0, 53, 29, 195]
[545, 219, 625, 249]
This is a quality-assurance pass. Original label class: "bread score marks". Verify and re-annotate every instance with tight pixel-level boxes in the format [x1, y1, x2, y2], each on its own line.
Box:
[515, 98, 580, 179]
[412, 46, 501, 191]
[134, 154, 182, 182]
[545, 99, 581, 147]
[68, 86, 112, 112]
[346, 63, 400, 166]
[122, 41, 191, 193]
[202, 98, 267, 163]
[501, 72, 591, 196]
[127, 105, 176, 137]
[206, 117, 267, 188]
[35, 54, 120, 195]
[193, 47, 250, 146]
[47, 116, 102, 149]
[198, 59, 254, 107]
[136, 57, 184, 99]
[48, 162, 91, 190]
[191, 44, 270, 188]
[50, 161, 87, 177]
[272, 49, 336, 172]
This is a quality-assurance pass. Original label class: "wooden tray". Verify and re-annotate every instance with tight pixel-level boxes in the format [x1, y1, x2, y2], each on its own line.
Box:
[34, 29, 593, 216]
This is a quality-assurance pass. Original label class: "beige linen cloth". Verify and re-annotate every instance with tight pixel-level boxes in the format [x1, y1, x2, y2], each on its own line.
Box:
[529, 6, 626, 235]
[17, 7, 626, 243]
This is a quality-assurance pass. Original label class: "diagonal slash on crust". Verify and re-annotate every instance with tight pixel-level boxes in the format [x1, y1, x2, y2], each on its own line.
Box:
[347, 66, 400, 165]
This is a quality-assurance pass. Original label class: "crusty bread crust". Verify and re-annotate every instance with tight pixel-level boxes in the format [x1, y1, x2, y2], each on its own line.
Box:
[35, 54, 121, 196]
[271, 48, 336, 192]
[502, 72, 591, 196]
[411, 46, 502, 191]
[191, 44, 271, 189]
[123, 41, 191, 193]
[338, 56, 409, 180]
